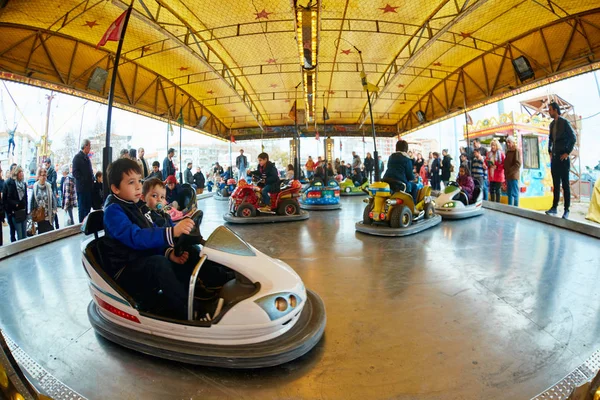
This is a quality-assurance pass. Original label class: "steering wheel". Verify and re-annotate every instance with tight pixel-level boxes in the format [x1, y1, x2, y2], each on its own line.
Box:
[448, 181, 460, 188]
[382, 178, 407, 193]
[173, 214, 205, 256]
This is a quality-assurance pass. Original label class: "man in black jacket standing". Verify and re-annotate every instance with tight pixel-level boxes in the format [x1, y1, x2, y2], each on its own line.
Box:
[184, 162, 194, 186]
[193, 167, 205, 191]
[72, 139, 94, 223]
[162, 148, 176, 180]
[441, 149, 453, 187]
[546, 102, 577, 219]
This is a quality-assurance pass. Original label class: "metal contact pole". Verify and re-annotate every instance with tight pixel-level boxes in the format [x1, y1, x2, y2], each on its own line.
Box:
[103, 3, 134, 199]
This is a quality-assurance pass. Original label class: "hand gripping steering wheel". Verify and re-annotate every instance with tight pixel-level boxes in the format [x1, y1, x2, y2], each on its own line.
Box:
[173, 210, 205, 256]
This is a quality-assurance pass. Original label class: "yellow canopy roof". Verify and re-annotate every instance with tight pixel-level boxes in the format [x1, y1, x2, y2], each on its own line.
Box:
[1, 0, 599, 140]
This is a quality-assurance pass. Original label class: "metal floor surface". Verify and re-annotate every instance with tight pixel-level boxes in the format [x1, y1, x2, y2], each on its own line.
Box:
[1, 196, 599, 400]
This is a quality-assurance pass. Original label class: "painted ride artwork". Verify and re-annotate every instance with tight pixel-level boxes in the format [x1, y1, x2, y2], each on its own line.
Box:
[465, 112, 554, 210]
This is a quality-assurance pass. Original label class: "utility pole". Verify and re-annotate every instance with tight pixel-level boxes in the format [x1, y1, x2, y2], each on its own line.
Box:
[40, 92, 55, 164]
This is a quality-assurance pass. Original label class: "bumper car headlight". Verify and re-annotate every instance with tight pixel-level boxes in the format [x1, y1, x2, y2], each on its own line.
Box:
[289, 294, 298, 308]
[255, 292, 303, 321]
[443, 202, 455, 208]
[275, 296, 288, 312]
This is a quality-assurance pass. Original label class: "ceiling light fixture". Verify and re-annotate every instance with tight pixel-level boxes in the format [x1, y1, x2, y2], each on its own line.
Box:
[295, 1, 319, 121]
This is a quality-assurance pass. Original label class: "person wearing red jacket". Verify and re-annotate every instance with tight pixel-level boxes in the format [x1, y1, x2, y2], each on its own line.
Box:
[486, 139, 505, 202]
[419, 164, 429, 186]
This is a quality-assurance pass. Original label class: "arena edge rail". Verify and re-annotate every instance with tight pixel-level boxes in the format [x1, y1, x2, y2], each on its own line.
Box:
[0, 224, 83, 261]
[482, 201, 600, 240]
[0, 330, 87, 400]
[531, 349, 600, 399]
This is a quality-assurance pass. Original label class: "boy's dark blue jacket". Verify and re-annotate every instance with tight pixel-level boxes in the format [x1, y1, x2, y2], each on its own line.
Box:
[383, 152, 414, 185]
[103, 194, 174, 278]
[251, 161, 280, 186]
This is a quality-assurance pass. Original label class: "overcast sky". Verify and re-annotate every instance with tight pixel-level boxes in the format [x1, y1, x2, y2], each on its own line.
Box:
[1, 70, 599, 169]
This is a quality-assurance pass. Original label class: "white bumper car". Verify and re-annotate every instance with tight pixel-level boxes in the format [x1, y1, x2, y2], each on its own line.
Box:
[81, 211, 325, 368]
[435, 181, 484, 220]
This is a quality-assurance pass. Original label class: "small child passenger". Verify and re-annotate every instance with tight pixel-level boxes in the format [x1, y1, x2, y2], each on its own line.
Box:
[457, 166, 475, 204]
[142, 178, 170, 227]
[286, 164, 294, 180]
[92, 171, 104, 210]
[351, 168, 365, 186]
[165, 175, 181, 209]
[313, 166, 326, 182]
[413, 166, 424, 191]
[142, 177, 218, 292]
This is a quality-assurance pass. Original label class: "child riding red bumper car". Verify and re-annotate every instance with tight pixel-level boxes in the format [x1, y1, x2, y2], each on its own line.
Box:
[223, 152, 309, 224]
[224, 179, 309, 224]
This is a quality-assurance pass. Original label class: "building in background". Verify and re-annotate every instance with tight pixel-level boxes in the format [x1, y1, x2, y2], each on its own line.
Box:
[89, 132, 131, 172]
[156, 141, 229, 173]
[0, 130, 37, 173]
[406, 139, 440, 158]
[333, 137, 396, 164]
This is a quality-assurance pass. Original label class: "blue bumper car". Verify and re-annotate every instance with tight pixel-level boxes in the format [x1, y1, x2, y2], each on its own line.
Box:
[299, 179, 341, 211]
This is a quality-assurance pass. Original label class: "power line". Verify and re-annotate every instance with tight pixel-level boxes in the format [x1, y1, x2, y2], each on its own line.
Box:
[1, 81, 40, 137]
[581, 111, 600, 121]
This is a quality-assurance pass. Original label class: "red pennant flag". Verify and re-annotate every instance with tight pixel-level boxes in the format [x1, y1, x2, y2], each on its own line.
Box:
[315, 130, 320, 141]
[96, 11, 128, 49]
[230, 135, 236, 143]
[466, 113, 473, 125]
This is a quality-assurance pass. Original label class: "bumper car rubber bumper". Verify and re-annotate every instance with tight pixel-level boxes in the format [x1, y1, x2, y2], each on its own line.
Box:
[435, 206, 484, 220]
[213, 192, 230, 201]
[299, 201, 341, 211]
[223, 210, 310, 224]
[88, 290, 326, 369]
[355, 214, 442, 237]
[340, 191, 367, 197]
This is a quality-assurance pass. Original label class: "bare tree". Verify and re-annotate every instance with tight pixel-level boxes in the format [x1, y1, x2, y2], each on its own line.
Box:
[53, 130, 79, 166]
